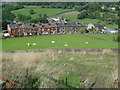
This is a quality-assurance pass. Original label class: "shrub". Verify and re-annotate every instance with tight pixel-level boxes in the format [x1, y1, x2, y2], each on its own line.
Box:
[115, 35, 120, 42]
[80, 30, 84, 33]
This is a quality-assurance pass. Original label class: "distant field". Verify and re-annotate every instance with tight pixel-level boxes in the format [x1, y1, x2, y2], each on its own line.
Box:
[56, 11, 118, 29]
[12, 8, 71, 19]
[2, 34, 118, 51]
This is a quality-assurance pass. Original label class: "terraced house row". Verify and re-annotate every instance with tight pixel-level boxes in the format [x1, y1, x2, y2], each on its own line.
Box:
[7, 22, 104, 37]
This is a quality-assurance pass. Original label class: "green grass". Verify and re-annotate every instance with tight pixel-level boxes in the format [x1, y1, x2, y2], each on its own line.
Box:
[86, 34, 118, 41]
[2, 34, 118, 51]
[12, 8, 71, 19]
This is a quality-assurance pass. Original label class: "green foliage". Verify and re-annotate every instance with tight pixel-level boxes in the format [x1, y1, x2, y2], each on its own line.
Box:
[77, 11, 88, 19]
[43, 14, 48, 18]
[2, 4, 24, 21]
[29, 9, 35, 15]
[114, 35, 120, 42]
[2, 9, 16, 21]
[18, 14, 31, 21]
[27, 76, 40, 88]
[2, 20, 10, 30]
[80, 30, 84, 33]
[30, 17, 49, 23]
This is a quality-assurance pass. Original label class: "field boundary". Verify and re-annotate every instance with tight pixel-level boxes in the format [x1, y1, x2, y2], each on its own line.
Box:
[80, 34, 111, 42]
[1, 48, 118, 53]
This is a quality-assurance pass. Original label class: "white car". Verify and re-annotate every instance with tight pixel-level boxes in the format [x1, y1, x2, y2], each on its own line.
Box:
[3, 33, 10, 37]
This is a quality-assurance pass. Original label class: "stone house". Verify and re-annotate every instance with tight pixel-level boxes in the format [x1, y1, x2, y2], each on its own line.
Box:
[57, 22, 86, 34]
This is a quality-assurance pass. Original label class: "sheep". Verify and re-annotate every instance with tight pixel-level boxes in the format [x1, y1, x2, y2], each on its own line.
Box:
[85, 42, 88, 44]
[64, 42, 68, 46]
[33, 43, 37, 46]
[51, 41, 55, 44]
[27, 43, 30, 46]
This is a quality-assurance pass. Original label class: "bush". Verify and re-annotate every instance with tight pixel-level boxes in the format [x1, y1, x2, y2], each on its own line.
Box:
[115, 35, 120, 42]
[80, 30, 84, 33]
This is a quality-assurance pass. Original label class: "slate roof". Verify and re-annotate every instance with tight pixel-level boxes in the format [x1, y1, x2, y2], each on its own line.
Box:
[93, 23, 104, 27]
[57, 22, 85, 27]
[9, 22, 85, 30]
[9, 23, 59, 29]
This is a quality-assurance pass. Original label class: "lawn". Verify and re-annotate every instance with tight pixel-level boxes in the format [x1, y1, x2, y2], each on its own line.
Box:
[85, 34, 118, 41]
[56, 11, 118, 29]
[12, 8, 71, 19]
[2, 34, 118, 51]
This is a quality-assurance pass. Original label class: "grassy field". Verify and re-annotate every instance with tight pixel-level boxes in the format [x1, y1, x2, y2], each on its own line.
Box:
[55, 11, 118, 29]
[12, 8, 71, 19]
[2, 50, 118, 88]
[86, 34, 118, 41]
[2, 34, 118, 51]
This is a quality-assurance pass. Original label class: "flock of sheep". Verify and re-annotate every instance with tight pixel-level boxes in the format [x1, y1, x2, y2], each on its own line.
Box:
[27, 41, 89, 47]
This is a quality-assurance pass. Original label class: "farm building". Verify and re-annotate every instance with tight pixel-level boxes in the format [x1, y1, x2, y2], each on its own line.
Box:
[57, 22, 86, 34]
[87, 23, 105, 31]
[7, 22, 86, 37]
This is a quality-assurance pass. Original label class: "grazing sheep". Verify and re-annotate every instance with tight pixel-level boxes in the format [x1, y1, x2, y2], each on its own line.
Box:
[33, 43, 37, 46]
[51, 41, 55, 43]
[64, 42, 68, 46]
[27, 43, 30, 46]
[85, 42, 88, 44]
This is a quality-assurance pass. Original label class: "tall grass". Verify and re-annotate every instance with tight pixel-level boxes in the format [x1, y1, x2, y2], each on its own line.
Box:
[2, 49, 118, 88]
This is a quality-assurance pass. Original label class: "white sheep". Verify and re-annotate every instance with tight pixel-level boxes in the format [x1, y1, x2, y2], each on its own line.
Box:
[64, 42, 68, 46]
[85, 42, 88, 44]
[27, 43, 30, 46]
[51, 41, 55, 43]
[33, 43, 37, 46]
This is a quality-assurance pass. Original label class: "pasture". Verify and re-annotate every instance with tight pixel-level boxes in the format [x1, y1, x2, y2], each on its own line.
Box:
[85, 34, 118, 41]
[56, 11, 118, 29]
[2, 34, 118, 51]
[12, 8, 71, 19]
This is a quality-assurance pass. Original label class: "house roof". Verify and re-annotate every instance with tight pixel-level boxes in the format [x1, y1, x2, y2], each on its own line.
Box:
[93, 23, 104, 27]
[9, 23, 58, 29]
[57, 22, 85, 27]
[9, 22, 85, 30]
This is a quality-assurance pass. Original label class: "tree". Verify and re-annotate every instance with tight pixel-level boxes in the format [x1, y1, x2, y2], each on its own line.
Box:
[17, 14, 31, 21]
[2, 20, 10, 30]
[30, 17, 49, 23]
[38, 14, 42, 18]
[77, 11, 88, 19]
[2, 9, 16, 21]
[43, 14, 48, 18]
[29, 9, 35, 15]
